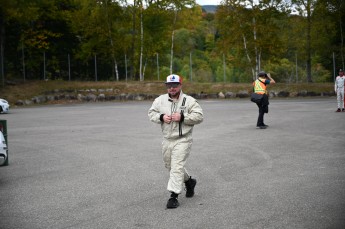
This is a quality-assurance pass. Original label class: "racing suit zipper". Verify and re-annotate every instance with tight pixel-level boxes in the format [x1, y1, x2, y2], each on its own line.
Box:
[170, 101, 177, 133]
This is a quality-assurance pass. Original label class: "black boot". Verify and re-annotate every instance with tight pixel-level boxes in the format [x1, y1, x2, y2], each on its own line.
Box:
[166, 192, 179, 209]
[185, 177, 197, 198]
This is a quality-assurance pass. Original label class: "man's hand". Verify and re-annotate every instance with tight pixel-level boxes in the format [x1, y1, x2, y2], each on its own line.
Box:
[163, 113, 181, 123]
[171, 112, 181, 122]
[163, 114, 172, 123]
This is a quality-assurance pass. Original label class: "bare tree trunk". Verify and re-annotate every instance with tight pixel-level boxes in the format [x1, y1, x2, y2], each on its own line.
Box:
[306, 1, 312, 82]
[170, 30, 174, 74]
[156, 53, 159, 81]
[170, 10, 177, 74]
[94, 54, 97, 82]
[115, 59, 119, 81]
[143, 58, 147, 80]
[190, 52, 193, 82]
[253, 17, 259, 77]
[296, 53, 298, 83]
[130, 1, 137, 81]
[104, 0, 118, 81]
[258, 49, 261, 72]
[340, 19, 344, 70]
[125, 53, 128, 82]
[140, 4, 144, 81]
[223, 53, 226, 82]
[43, 51, 46, 81]
[242, 34, 255, 80]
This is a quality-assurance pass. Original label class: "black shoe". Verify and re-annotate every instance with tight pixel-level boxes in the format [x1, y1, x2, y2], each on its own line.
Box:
[262, 124, 269, 127]
[256, 125, 267, 129]
[166, 197, 179, 209]
[342, 109, 345, 112]
[185, 177, 197, 198]
[336, 108, 341, 112]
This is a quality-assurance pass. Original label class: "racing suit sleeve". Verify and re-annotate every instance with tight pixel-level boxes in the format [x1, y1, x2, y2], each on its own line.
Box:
[148, 97, 163, 124]
[183, 98, 203, 125]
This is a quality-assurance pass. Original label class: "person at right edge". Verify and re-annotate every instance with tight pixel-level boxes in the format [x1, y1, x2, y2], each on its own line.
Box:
[334, 69, 345, 112]
[253, 71, 275, 129]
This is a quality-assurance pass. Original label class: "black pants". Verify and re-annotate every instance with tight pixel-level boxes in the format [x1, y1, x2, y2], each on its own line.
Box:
[256, 94, 269, 126]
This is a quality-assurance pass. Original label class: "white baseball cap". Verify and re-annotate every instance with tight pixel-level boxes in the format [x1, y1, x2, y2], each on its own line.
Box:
[165, 74, 182, 84]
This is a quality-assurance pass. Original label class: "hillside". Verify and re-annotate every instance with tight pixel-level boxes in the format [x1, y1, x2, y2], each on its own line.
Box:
[201, 5, 218, 13]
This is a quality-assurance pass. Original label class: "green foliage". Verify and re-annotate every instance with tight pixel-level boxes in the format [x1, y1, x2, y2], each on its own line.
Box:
[174, 28, 195, 57]
[1, 0, 344, 84]
[160, 66, 171, 80]
[311, 62, 332, 83]
[143, 7, 170, 56]
[265, 58, 297, 83]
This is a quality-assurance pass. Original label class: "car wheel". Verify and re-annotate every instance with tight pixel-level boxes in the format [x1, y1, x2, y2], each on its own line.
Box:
[3, 152, 8, 166]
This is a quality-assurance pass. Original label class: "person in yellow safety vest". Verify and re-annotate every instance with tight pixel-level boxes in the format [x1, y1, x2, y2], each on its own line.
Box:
[253, 71, 276, 129]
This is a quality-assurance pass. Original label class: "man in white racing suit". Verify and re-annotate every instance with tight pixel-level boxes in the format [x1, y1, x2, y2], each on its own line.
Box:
[335, 69, 345, 112]
[148, 74, 203, 209]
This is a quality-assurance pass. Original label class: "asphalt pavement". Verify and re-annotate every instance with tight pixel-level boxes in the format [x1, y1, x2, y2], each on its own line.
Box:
[0, 98, 344, 229]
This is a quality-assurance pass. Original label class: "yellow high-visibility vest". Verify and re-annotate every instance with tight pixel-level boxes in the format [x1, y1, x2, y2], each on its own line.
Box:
[253, 79, 267, 94]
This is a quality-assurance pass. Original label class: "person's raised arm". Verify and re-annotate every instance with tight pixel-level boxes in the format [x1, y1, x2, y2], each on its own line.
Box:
[267, 73, 276, 84]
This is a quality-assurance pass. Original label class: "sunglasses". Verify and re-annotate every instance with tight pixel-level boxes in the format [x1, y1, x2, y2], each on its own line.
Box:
[166, 83, 180, 89]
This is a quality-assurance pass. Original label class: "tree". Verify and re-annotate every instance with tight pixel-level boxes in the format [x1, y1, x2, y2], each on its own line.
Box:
[324, 0, 345, 70]
[0, 0, 344, 84]
[215, 0, 290, 80]
[292, 0, 318, 82]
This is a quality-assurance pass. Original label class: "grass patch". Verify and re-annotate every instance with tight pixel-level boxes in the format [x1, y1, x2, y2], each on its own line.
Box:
[0, 80, 334, 105]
